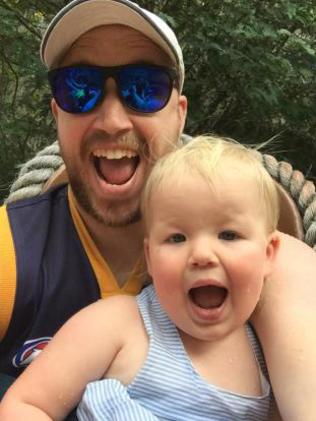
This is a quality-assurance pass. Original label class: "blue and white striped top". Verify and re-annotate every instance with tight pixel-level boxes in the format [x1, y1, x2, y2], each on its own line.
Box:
[77, 285, 272, 420]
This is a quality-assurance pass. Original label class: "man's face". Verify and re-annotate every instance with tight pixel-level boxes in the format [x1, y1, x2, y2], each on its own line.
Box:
[52, 25, 187, 228]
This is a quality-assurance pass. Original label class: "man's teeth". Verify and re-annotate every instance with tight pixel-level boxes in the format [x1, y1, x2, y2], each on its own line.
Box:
[93, 149, 138, 159]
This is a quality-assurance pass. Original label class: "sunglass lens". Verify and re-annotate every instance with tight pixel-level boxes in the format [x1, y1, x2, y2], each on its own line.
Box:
[51, 67, 103, 113]
[118, 66, 172, 113]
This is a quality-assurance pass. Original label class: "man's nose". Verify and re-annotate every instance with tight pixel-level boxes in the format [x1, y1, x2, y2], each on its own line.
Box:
[94, 78, 133, 136]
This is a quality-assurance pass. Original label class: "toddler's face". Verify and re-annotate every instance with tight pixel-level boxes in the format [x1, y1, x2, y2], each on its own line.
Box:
[144, 171, 278, 344]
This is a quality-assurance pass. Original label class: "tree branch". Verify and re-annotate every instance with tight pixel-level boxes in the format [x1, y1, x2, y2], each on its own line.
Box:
[0, 0, 42, 40]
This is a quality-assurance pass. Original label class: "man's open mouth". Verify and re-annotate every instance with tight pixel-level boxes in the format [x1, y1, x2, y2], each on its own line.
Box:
[93, 149, 140, 185]
[189, 285, 228, 309]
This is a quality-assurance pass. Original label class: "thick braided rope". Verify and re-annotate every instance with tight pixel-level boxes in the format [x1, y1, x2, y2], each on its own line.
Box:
[5, 141, 63, 204]
[5, 141, 316, 249]
[259, 152, 316, 251]
[5, 135, 192, 204]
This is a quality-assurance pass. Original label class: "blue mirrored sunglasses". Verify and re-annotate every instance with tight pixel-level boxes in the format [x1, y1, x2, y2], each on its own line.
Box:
[48, 64, 178, 114]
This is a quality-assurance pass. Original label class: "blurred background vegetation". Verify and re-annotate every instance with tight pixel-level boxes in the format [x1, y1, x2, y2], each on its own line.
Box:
[1, 0, 316, 202]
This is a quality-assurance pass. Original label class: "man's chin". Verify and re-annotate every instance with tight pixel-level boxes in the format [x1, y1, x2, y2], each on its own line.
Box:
[77, 192, 141, 228]
[97, 207, 142, 228]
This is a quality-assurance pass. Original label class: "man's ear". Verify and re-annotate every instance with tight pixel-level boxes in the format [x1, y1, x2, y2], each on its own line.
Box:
[178, 95, 187, 134]
[144, 238, 152, 276]
[264, 232, 280, 277]
[51, 98, 59, 122]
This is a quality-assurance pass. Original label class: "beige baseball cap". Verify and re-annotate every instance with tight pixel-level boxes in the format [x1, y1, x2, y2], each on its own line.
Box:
[40, 0, 185, 91]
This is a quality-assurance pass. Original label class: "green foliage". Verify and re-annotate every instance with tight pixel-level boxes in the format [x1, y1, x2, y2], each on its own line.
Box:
[0, 0, 56, 199]
[140, 0, 316, 176]
[1, 0, 316, 201]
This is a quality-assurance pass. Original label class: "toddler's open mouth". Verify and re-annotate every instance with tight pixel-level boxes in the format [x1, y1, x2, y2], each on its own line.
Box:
[189, 285, 228, 309]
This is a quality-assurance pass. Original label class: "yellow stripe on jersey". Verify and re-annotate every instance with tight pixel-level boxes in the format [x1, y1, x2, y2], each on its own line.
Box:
[0, 205, 17, 341]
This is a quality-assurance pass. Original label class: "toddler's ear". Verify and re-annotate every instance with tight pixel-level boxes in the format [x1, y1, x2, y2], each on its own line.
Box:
[264, 232, 280, 277]
[144, 238, 152, 276]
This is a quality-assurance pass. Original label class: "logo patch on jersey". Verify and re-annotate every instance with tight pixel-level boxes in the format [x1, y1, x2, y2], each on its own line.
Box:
[12, 337, 52, 368]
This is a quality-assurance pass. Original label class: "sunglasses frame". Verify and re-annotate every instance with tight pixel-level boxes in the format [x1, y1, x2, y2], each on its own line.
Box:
[48, 64, 178, 114]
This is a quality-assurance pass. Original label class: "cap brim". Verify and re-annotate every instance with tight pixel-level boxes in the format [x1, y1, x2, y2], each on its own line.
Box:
[41, 0, 179, 71]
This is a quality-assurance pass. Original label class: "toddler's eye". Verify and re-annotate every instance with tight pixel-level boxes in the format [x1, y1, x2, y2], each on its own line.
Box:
[168, 233, 186, 243]
[219, 230, 238, 241]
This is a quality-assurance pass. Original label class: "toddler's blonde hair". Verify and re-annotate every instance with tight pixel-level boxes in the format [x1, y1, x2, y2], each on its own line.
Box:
[141, 135, 279, 233]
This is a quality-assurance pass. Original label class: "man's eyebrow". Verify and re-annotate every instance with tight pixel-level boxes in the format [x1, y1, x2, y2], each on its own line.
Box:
[119, 60, 175, 68]
[60, 60, 174, 67]
[128, 60, 151, 65]
[128, 60, 168, 65]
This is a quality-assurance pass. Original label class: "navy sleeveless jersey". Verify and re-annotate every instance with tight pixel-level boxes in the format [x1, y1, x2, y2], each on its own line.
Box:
[0, 185, 101, 377]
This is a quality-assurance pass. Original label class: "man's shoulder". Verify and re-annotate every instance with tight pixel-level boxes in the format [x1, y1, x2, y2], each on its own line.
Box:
[0, 183, 72, 294]
[5, 184, 68, 212]
[0, 183, 74, 293]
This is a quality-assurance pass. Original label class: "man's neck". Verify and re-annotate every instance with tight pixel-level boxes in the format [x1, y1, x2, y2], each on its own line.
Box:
[75, 202, 144, 287]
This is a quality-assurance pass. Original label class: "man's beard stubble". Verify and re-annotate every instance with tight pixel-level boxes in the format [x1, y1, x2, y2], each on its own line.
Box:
[69, 168, 142, 228]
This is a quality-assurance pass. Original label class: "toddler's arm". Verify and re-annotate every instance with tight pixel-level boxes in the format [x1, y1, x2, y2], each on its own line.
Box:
[0, 295, 137, 420]
[251, 233, 316, 421]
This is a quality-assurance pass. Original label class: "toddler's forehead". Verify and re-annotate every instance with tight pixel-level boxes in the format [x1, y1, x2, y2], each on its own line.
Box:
[158, 163, 253, 188]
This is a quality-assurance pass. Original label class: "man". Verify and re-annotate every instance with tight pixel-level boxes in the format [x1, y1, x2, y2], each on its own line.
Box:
[0, 0, 316, 418]
[0, 0, 186, 376]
